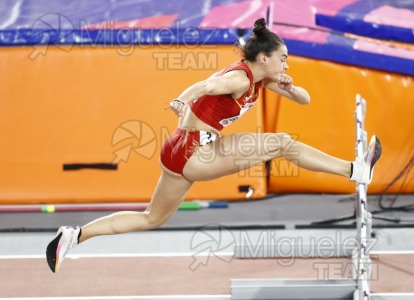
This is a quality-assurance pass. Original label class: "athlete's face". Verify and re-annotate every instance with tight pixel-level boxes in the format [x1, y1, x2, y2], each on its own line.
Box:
[262, 45, 289, 76]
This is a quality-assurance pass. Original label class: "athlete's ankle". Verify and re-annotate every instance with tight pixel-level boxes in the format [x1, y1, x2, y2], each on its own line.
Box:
[77, 227, 82, 244]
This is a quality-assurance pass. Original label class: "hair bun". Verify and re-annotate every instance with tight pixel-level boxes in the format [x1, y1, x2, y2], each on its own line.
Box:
[252, 18, 267, 37]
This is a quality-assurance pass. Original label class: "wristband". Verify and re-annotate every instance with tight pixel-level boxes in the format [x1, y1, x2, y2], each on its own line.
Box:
[173, 99, 185, 106]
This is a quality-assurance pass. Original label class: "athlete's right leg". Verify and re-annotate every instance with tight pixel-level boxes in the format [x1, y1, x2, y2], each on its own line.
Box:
[183, 132, 350, 181]
[46, 170, 193, 272]
[183, 132, 381, 184]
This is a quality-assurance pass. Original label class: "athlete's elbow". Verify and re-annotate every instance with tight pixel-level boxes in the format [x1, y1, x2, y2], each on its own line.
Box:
[301, 95, 311, 105]
[298, 90, 311, 105]
[204, 78, 232, 95]
[203, 80, 213, 94]
[204, 79, 219, 95]
[190, 80, 211, 100]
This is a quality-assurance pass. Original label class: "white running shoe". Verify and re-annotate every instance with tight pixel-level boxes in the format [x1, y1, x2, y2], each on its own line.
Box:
[350, 135, 382, 184]
[46, 226, 81, 273]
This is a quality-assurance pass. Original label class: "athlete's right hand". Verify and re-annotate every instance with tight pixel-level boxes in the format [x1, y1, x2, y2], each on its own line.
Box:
[275, 73, 293, 91]
[169, 99, 186, 117]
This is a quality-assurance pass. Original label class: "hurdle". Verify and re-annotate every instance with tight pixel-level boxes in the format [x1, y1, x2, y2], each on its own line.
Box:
[354, 94, 372, 300]
[231, 95, 373, 300]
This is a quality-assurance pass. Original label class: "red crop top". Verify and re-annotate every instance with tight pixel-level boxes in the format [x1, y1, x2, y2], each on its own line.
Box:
[188, 61, 261, 132]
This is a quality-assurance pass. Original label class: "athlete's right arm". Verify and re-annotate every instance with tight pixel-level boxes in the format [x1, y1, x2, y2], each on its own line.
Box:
[169, 70, 250, 117]
[176, 70, 250, 104]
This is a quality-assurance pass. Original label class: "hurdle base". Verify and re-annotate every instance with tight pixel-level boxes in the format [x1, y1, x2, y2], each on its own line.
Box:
[234, 243, 361, 258]
[231, 278, 357, 300]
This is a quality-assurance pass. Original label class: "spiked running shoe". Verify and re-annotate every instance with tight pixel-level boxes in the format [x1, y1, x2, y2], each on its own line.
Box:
[46, 226, 80, 273]
[350, 135, 382, 184]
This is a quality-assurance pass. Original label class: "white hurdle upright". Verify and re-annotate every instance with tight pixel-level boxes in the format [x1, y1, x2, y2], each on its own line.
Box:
[354, 94, 372, 300]
[231, 95, 373, 300]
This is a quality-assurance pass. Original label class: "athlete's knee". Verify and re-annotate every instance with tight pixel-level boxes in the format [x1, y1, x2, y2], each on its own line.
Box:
[143, 211, 170, 229]
[262, 132, 292, 155]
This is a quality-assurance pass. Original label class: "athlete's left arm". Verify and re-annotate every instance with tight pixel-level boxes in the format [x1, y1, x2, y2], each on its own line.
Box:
[263, 74, 311, 105]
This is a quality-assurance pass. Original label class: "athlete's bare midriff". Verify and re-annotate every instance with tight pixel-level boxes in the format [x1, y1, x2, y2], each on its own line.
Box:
[178, 105, 221, 136]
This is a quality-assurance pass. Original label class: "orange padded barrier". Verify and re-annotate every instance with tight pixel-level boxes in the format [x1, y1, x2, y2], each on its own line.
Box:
[0, 46, 267, 204]
[1, 45, 412, 204]
[267, 56, 414, 194]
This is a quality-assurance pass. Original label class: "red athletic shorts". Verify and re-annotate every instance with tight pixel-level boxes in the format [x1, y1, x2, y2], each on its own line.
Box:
[160, 128, 218, 176]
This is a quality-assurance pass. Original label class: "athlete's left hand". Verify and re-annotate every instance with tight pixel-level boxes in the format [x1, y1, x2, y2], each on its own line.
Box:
[275, 73, 293, 91]
[169, 99, 186, 117]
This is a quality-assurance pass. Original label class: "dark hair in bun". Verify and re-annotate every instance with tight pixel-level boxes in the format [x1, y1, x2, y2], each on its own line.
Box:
[252, 18, 268, 37]
[242, 18, 285, 61]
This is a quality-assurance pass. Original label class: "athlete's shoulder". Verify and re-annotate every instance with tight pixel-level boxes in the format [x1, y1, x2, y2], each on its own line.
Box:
[217, 61, 250, 80]
[223, 61, 249, 72]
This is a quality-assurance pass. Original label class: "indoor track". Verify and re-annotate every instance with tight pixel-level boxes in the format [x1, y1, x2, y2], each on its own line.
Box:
[1, 194, 414, 299]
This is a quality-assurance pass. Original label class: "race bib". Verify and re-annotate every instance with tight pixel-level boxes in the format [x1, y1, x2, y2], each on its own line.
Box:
[199, 130, 218, 146]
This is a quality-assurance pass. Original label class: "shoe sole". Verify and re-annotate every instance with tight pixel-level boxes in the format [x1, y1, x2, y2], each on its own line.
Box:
[46, 228, 64, 273]
[365, 135, 382, 184]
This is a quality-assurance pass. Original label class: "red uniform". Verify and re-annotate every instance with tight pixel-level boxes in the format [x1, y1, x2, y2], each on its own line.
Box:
[189, 61, 261, 131]
[160, 61, 261, 176]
